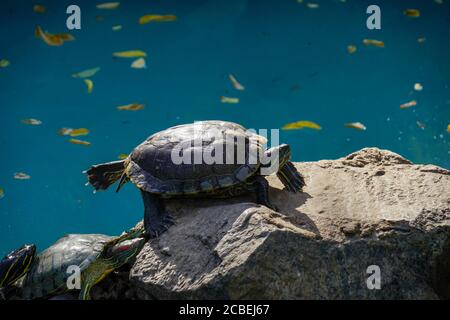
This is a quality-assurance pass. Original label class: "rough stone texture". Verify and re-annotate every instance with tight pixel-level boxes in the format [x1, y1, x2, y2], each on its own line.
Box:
[107, 148, 450, 299]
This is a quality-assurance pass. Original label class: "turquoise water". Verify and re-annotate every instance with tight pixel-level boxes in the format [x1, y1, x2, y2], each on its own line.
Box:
[1, 0, 449, 256]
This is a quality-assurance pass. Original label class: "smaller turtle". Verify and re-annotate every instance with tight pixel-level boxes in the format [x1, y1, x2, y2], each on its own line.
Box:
[0, 244, 36, 299]
[1, 227, 145, 300]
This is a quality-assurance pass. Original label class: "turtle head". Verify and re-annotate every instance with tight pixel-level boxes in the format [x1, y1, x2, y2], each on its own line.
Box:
[0, 244, 36, 289]
[277, 144, 291, 168]
[261, 144, 291, 175]
[102, 237, 145, 268]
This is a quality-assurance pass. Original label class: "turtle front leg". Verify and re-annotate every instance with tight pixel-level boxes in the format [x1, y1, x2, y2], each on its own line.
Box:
[251, 176, 278, 212]
[277, 161, 306, 193]
[140, 190, 174, 238]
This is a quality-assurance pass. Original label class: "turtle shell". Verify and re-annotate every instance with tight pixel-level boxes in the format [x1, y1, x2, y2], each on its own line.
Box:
[126, 121, 266, 195]
[20, 234, 113, 299]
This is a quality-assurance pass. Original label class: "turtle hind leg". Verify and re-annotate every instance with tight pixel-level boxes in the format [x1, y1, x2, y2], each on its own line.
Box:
[252, 176, 278, 212]
[84, 160, 126, 191]
[277, 161, 306, 193]
[140, 190, 174, 238]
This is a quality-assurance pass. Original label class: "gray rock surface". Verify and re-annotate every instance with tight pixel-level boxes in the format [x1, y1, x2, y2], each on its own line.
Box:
[103, 148, 450, 299]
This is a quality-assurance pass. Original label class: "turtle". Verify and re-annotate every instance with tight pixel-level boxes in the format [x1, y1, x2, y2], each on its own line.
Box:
[85, 120, 305, 238]
[0, 244, 36, 299]
[0, 227, 145, 300]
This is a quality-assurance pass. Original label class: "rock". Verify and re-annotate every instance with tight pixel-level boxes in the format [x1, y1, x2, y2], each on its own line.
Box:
[115, 148, 450, 299]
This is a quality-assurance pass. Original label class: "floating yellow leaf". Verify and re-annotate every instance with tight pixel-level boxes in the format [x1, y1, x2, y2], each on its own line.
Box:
[363, 39, 385, 47]
[58, 128, 73, 136]
[229, 74, 245, 91]
[72, 67, 101, 78]
[84, 79, 94, 93]
[347, 45, 357, 54]
[55, 33, 75, 41]
[139, 14, 177, 25]
[447, 124, 450, 133]
[69, 139, 91, 146]
[404, 9, 420, 17]
[96, 2, 120, 9]
[35, 26, 63, 46]
[0, 59, 10, 68]
[118, 153, 128, 160]
[113, 50, 147, 58]
[400, 100, 417, 109]
[282, 121, 322, 130]
[345, 122, 367, 131]
[117, 103, 145, 111]
[414, 83, 423, 91]
[112, 25, 122, 31]
[33, 4, 46, 13]
[14, 172, 31, 180]
[0, 187, 4, 199]
[21, 118, 42, 125]
[220, 96, 239, 104]
[70, 128, 90, 137]
[131, 58, 146, 69]
[35, 26, 74, 46]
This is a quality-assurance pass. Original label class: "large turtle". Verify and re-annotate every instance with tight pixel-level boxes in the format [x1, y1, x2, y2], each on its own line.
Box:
[0, 228, 145, 300]
[85, 121, 305, 237]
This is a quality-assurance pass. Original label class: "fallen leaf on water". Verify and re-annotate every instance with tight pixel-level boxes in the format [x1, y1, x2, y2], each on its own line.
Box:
[404, 9, 420, 17]
[0, 187, 4, 199]
[72, 67, 101, 78]
[113, 50, 147, 58]
[117, 103, 145, 111]
[229, 74, 245, 91]
[414, 83, 423, 91]
[35, 26, 74, 46]
[306, 3, 319, 9]
[58, 128, 73, 136]
[14, 172, 31, 180]
[0, 59, 10, 68]
[131, 58, 146, 69]
[220, 96, 239, 104]
[84, 79, 94, 93]
[400, 100, 417, 109]
[447, 124, 450, 133]
[21, 118, 42, 125]
[139, 14, 177, 25]
[112, 25, 122, 31]
[363, 39, 385, 47]
[70, 128, 90, 137]
[417, 37, 426, 43]
[282, 121, 322, 130]
[33, 4, 46, 13]
[58, 128, 90, 137]
[56, 33, 75, 41]
[35, 26, 63, 46]
[69, 139, 91, 146]
[118, 154, 128, 160]
[345, 122, 367, 131]
[416, 121, 425, 130]
[347, 45, 357, 54]
[96, 2, 120, 9]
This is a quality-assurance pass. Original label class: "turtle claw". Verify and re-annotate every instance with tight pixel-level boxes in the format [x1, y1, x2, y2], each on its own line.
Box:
[144, 214, 175, 239]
